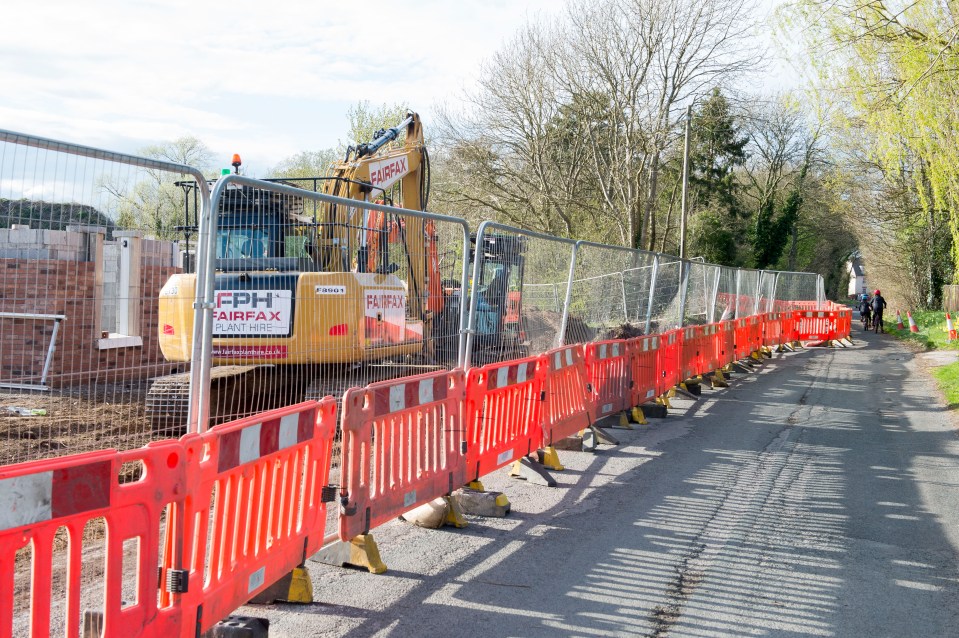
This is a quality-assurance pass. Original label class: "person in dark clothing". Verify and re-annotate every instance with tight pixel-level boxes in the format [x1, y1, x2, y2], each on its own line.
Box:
[872, 289, 887, 333]
[859, 294, 872, 330]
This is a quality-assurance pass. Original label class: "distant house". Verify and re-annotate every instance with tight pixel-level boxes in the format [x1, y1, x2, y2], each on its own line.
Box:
[847, 258, 867, 298]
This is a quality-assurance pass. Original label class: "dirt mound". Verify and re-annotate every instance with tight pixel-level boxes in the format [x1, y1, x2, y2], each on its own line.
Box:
[524, 308, 596, 352]
[604, 323, 646, 339]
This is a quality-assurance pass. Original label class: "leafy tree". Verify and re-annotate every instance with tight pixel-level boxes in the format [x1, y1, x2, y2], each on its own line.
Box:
[101, 136, 215, 240]
[685, 89, 749, 265]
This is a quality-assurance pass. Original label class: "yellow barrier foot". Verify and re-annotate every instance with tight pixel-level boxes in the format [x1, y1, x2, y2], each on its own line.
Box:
[455, 486, 511, 517]
[722, 363, 735, 373]
[539, 446, 565, 471]
[202, 615, 270, 637]
[732, 361, 753, 373]
[467, 480, 485, 491]
[509, 456, 557, 487]
[667, 387, 677, 398]
[630, 406, 649, 425]
[444, 495, 468, 528]
[792, 340, 803, 349]
[249, 564, 314, 604]
[656, 394, 673, 409]
[750, 350, 763, 361]
[710, 369, 728, 388]
[761, 346, 772, 358]
[615, 411, 635, 430]
[310, 534, 387, 574]
[680, 381, 702, 397]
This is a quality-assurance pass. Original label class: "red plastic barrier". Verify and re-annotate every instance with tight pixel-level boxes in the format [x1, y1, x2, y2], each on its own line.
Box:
[837, 309, 851, 338]
[542, 345, 594, 445]
[657, 329, 682, 395]
[464, 357, 545, 482]
[179, 399, 337, 634]
[763, 312, 783, 347]
[680, 326, 703, 381]
[339, 370, 466, 540]
[629, 334, 660, 406]
[718, 320, 736, 368]
[792, 310, 839, 341]
[0, 442, 188, 638]
[734, 317, 753, 360]
[701, 323, 722, 372]
[750, 315, 764, 353]
[584, 340, 631, 421]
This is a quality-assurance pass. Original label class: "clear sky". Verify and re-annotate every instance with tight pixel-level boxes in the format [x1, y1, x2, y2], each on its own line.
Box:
[3, 0, 795, 177]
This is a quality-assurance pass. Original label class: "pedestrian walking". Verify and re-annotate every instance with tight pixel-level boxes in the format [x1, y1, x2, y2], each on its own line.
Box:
[872, 289, 888, 333]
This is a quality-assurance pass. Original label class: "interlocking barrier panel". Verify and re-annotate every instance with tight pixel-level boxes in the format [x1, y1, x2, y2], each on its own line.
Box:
[734, 318, 753, 360]
[792, 311, 839, 342]
[680, 327, 700, 381]
[763, 312, 783, 348]
[339, 370, 466, 541]
[464, 357, 545, 482]
[584, 340, 631, 421]
[701, 323, 722, 372]
[748, 315, 763, 354]
[0, 441, 188, 638]
[628, 335, 660, 406]
[541, 345, 594, 445]
[657, 329, 682, 396]
[177, 399, 337, 635]
[718, 320, 736, 368]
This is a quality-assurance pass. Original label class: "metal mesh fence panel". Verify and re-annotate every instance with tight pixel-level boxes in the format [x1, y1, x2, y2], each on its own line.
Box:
[649, 258, 683, 333]
[736, 269, 760, 318]
[466, 223, 575, 363]
[776, 272, 822, 310]
[715, 266, 738, 322]
[569, 243, 656, 340]
[683, 260, 716, 325]
[759, 271, 777, 313]
[190, 177, 470, 433]
[0, 130, 207, 464]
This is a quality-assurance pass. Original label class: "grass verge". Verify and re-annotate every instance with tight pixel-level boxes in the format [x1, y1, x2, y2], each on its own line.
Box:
[885, 309, 959, 408]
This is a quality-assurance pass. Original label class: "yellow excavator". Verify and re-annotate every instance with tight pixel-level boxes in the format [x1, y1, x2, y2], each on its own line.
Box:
[147, 113, 460, 433]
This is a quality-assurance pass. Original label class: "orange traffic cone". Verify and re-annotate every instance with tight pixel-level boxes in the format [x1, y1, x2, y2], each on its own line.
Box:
[947, 313, 957, 342]
[907, 311, 919, 333]
[896, 310, 905, 330]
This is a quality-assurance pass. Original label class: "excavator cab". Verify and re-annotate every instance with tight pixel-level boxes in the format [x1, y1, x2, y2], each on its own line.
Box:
[436, 232, 528, 363]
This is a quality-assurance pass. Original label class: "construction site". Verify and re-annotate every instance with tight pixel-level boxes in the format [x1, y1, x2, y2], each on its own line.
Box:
[4, 109, 959, 638]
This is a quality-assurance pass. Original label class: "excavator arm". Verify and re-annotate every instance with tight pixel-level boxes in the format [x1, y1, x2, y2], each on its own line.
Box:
[318, 112, 442, 321]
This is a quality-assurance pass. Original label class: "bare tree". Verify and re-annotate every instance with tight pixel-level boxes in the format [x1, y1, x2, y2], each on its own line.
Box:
[434, 0, 761, 249]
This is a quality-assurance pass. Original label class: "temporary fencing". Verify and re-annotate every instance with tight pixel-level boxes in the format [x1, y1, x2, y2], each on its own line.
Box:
[0, 130, 209, 464]
[464, 357, 545, 482]
[584, 340, 631, 421]
[657, 330, 682, 396]
[2, 126, 842, 637]
[338, 370, 466, 541]
[629, 335, 660, 407]
[0, 441, 188, 638]
[792, 310, 839, 342]
[541, 345, 594, 445]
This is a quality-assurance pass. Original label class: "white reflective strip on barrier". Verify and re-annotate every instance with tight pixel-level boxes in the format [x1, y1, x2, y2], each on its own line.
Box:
[496, 367, 509, 388]
[390, 384, 406, 412]
[239, 423, 262, 465]
[419, 378, 434, 405]
[0, 472, 53, 530]
[278, 413, 300, 450]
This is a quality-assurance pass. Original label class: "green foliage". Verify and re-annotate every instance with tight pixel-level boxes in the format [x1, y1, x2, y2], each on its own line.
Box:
[689, 209, 738, 265]
[689, 89, 749, 220]
[346, 101, 412, 146]
[783, 0, 959, 301]
[270, 150, 339, 179]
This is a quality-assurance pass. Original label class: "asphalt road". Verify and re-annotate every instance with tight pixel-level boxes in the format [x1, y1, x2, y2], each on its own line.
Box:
[244, 328, 959, 637]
